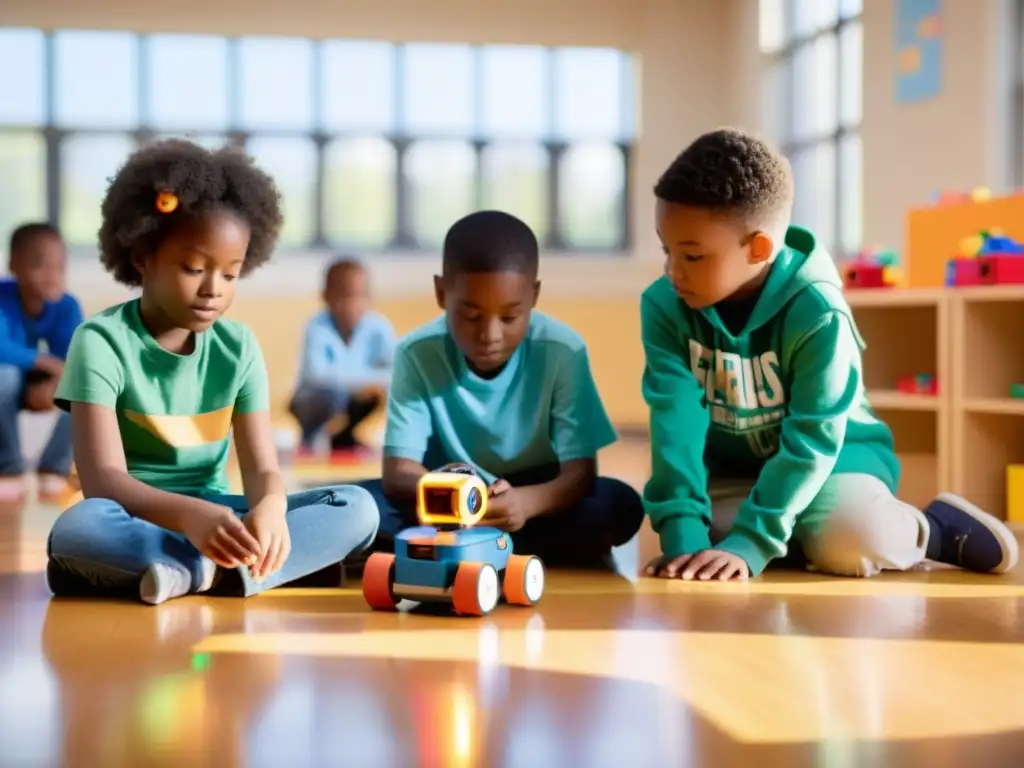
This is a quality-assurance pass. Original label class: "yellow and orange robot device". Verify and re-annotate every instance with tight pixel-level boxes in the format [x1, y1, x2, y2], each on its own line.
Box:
[362, 470, 546, 617]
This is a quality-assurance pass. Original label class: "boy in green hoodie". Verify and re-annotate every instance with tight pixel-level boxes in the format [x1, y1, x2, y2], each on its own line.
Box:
[641, 128, 1019, 581]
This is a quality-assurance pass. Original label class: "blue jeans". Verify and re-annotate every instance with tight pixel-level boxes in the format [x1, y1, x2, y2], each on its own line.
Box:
[46, 484, 380, 599]
[0, 364, 72, 476]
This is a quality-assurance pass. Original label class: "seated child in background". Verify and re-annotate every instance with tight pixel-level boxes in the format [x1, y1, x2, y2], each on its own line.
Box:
[641, 127, 1018, 581]
[359, 210, 645, 568]
[0, 223, 83, 502]
[46, 139, 379, 605]
[289, 257, 395, 454]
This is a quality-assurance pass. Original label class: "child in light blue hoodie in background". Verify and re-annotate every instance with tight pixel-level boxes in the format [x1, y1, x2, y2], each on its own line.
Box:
[289, 258, 396, 454]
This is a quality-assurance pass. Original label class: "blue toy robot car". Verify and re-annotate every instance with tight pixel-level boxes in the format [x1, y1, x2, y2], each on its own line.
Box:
[362, 470, 546, 616]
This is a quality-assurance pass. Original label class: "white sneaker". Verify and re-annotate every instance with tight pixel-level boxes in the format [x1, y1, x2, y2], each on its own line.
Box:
[140, 562, 193, 605]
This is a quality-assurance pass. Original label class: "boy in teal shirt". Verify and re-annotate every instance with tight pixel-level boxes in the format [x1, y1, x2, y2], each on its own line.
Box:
[642, 128, 1018, 581]
[360, 210, 644, 567]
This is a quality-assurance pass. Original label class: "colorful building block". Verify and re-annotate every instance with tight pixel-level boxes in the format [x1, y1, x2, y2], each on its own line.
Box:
[946, 258, 982, 286]
[896, 373, 938, 395]
[978, 254, 1024, 285]
[844, 263, 888, 289]
[946, 231, 1024, 286]
[843, 247, 905, 290]
[1006, 464, 1024, 523]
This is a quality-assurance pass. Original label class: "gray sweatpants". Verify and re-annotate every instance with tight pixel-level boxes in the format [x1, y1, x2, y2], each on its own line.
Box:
[709, 474, 930, 577]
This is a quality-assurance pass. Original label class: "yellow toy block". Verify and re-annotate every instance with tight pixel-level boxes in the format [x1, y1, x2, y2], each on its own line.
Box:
[959, 234, 983, 257]
[971, 186, 992, 202]
[1006, 464, 1024, 523]
[881, 265, 906, 286]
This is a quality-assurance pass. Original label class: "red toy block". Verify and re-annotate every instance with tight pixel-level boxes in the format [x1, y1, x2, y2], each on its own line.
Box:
[978, 255, 1024, 285]
[844, 263, 888, 289]
[950, 258, 982, 286]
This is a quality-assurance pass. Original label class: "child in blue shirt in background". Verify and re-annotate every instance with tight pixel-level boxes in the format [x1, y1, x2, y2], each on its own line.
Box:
[642, 128, 1018, 581]
[0, 223, 83, 502]
[359, 210, 644, 568]
[289, 258, 395, 455]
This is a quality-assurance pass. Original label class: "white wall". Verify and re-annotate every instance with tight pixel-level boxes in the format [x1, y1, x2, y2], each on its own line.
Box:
[861, 0, 1015, 252]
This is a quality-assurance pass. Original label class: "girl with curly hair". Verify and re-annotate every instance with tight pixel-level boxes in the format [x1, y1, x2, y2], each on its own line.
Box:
[45, 139, 379, 604]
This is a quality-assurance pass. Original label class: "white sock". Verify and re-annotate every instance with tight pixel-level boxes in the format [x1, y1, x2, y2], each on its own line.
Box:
[197, 558, 218, 593]
[139, 562, 192, 605]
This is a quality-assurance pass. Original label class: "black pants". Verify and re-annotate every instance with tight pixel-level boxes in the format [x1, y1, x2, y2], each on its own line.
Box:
[357, 463, 645, 567]
[288, 383, 381, 450]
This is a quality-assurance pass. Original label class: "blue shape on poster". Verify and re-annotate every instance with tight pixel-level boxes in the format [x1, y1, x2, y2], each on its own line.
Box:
[895, 0, 942, 104]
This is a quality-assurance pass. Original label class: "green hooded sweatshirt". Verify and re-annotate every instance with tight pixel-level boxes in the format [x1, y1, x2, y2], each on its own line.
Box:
[640, 226, 900, 576]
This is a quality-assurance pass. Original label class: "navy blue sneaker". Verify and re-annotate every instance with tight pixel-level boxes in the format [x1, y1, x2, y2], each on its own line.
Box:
[922, 493, 1019, 573]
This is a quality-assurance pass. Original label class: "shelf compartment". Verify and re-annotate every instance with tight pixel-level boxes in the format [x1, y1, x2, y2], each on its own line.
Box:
[875, 409, 939, 509]
[956, 411, 1024, 520]
[957, 297, 1024, 400]
[852, 305, 940, 394]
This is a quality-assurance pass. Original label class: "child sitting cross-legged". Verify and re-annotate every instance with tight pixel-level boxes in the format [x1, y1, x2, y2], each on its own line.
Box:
[46, 139, 380, 605]
[359, 210, 645, 569]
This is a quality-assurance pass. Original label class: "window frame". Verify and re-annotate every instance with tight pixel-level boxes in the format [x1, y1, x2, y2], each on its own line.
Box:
[0, 30, 635, 255]
[763, 0, 862, 258]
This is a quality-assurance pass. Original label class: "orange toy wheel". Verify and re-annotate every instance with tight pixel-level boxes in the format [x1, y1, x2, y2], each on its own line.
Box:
[503, 555, 546, 606]
[452, 562, 500, 616]
[362, 553, 399, 611]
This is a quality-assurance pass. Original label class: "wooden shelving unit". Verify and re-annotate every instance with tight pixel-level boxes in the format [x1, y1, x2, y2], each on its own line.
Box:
[847, 285, 1024, 519]
[847, 288, 948, 510]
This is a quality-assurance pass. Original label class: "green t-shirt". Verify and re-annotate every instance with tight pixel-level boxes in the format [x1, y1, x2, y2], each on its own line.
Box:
[55, 299, 269, 495]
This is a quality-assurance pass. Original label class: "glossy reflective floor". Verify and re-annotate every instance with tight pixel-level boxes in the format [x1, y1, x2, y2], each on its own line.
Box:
[3, 441, 1024, 767]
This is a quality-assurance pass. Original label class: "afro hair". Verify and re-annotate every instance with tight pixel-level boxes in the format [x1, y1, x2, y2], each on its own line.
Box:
[654, 128, 794, 237]
[98, 139, 284, 286]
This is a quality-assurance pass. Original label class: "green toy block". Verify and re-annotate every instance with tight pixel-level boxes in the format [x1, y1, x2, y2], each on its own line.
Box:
[875, 249, 899, 267]
[1010, 383, 1024, 399]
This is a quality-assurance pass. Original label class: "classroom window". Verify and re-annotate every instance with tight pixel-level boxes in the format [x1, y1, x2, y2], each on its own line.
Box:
[0, 132, 47, 249]
[146, 35, 230, 131]
[0, 29, 46, 126]
[59, 134, 138, 246]
[0, 29, 636, 254]
[557, 143, 627, 249]
[481, 143, 551, 242]
[54, 31, 139, 129]
[760, 0, 862, 258]
[245, 136, 319, 247]
[404, 140, 478, 248]
[322, 137, 397, 249]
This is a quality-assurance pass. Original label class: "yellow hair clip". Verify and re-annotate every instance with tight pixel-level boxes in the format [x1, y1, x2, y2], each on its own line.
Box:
[155, 191, 179, 214]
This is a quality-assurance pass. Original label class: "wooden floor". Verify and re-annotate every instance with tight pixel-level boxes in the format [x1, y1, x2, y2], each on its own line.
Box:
[3, 440, 1024, 767]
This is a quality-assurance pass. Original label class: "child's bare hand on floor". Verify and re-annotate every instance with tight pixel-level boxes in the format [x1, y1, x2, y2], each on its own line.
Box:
[244, 497, 291, 581]
[646, 549, 750, 581]
[182, 503, 262, 570]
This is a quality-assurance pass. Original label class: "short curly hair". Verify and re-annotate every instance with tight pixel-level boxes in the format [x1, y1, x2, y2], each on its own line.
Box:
[98, 139, 284, 286]
[654, 128, 794, 237]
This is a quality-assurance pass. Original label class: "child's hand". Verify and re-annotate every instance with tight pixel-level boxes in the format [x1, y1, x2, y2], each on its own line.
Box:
[244, 497, 291, 581]
[182, 502, 262, 569]
[485, 482, 530, 532]
[646, 549, 749, 581]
